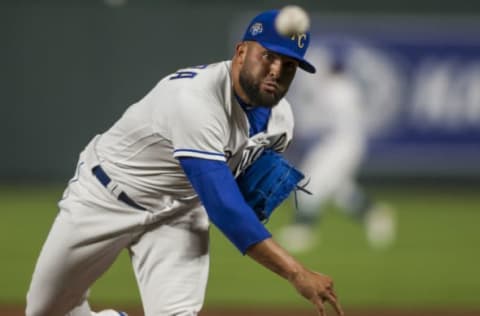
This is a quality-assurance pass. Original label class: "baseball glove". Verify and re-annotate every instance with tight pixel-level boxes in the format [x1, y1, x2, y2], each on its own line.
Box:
[236, 150, 307, 222]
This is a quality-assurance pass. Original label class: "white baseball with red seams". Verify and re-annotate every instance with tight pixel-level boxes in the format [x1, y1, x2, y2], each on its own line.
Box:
[274, 5, 310, 36]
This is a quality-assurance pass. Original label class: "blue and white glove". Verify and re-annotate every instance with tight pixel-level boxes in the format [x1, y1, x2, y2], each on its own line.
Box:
[236, 150, 307, 222]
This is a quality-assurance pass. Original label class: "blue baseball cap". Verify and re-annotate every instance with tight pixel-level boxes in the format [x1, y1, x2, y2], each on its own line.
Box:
[242, 9, 316, 73]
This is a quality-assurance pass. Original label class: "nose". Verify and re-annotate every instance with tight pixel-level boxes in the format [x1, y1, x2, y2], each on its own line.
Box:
[268, 58, 282, 78]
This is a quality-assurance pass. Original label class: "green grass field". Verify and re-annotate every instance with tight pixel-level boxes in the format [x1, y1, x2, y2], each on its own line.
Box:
[1, 182, 479, 309]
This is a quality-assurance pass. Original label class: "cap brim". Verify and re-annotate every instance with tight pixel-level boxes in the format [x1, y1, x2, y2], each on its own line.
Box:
[259, 41, 316, 73]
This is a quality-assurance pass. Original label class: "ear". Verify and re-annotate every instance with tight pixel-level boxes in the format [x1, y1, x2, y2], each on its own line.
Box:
[235, 42, 248, 61]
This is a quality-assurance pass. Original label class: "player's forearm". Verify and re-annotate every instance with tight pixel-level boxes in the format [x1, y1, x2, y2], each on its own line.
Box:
[246, 237, 304, 281]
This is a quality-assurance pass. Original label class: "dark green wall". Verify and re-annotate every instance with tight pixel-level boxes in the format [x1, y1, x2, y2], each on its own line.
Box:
[1, 1, 479, 181]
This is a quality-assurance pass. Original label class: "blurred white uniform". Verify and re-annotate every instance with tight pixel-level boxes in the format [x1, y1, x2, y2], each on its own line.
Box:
[279, 53, 396, 252]
[296, 67, 366, 215]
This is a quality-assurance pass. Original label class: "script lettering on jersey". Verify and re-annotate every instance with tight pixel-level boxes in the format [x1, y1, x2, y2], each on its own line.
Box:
[169, 64, 208, 80]
[233, 132, 288, 177]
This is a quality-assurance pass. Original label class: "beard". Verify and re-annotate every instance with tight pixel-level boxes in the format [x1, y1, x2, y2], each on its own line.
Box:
[238, 67, 286, 108]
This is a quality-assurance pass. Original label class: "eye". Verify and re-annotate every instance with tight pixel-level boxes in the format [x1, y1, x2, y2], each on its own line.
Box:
[282, 59, 299, 74]
[262, 51, 276, 62]
[284, 61, 297, 71]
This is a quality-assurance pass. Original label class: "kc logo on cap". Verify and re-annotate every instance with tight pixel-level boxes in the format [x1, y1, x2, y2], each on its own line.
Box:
[291, 33, 307, 48]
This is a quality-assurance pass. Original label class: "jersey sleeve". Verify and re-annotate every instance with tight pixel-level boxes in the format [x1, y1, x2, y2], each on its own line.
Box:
[179, 157, 272, 254]
[170, 92, 228, 161]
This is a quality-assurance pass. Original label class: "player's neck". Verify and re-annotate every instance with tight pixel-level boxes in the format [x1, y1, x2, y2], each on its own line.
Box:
[234, 92, 255, 110]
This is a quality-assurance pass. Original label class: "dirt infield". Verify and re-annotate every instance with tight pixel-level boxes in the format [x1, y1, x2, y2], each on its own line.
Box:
[3, 305, 479, 316]
[199, 307, 480, 316]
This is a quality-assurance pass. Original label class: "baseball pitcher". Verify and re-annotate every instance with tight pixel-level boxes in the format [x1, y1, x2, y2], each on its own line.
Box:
[26, 7, 344, 316]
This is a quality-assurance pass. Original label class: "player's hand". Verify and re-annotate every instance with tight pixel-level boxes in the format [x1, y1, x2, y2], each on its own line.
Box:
[288, 268, 344, 316]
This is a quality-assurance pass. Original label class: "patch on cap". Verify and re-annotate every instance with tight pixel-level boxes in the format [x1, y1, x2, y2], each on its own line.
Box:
[250, 22, 263, 36]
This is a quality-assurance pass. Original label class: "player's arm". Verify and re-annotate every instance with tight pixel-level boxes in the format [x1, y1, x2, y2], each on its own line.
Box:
[179, 157, 271, 253]
[179, 157, 344, 316]
[246, 238, 344, 316]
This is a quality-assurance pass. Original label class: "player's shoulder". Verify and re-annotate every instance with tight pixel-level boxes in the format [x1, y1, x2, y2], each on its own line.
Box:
[165, 61, 230, 89]
[275, 98, 293, 110]
[267, 98, 294, 134]
[157, 61, 230, 105]
[147, 62, 230, 120]
[272, 98, 294, 121]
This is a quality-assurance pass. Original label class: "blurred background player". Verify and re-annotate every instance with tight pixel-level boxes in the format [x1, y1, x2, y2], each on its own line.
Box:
[278, 46, 397, 253]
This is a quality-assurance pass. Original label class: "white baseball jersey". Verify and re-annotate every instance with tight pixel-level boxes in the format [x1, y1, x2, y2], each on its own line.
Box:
[27, 60, 295, 316]
[93, 60, 294, 211]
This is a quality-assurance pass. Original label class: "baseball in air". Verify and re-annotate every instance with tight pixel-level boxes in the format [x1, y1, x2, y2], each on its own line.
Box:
[275, 5, 310, 36]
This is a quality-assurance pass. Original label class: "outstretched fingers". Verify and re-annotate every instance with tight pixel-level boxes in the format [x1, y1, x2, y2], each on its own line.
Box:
[325, 292, 344, 316]
[312, 296, 326, 316]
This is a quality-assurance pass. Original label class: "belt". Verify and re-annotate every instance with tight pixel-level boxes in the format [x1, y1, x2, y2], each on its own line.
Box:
[92, 165, 146, 211]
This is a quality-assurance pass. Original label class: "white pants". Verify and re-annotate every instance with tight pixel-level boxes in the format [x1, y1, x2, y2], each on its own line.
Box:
[26, 158, 210, 316]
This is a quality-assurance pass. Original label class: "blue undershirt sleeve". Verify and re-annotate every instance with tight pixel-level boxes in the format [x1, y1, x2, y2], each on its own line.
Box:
[178, 157, 271, 254]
